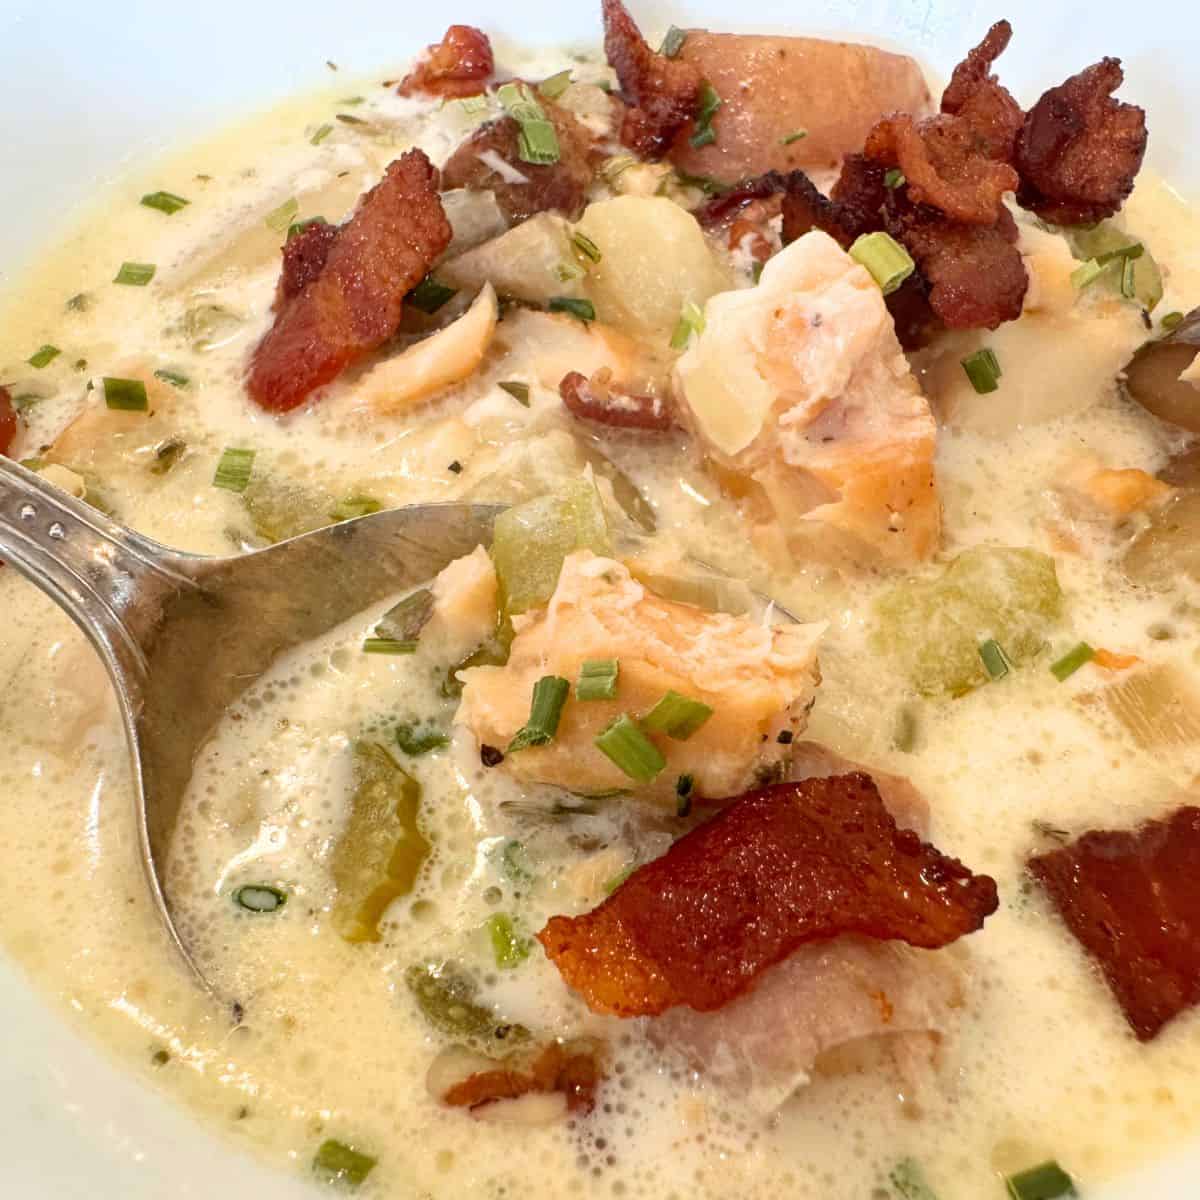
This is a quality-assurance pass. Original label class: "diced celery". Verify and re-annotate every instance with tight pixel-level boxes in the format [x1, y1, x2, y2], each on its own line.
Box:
[242, 477, 334, 544]
[330, 742, 431, 943]
[873, 547, 1063, 696]
[491, 479, 611, 614]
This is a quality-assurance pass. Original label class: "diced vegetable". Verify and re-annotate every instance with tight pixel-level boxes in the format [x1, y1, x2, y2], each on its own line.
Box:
[641, 690, 714, 740]
[961, 347, 1002, 394]
[114, 261, 156, 286]
[141, 190, 190, 215]
[496, 81, 560, 165]
[404, 961, 528, 1042]
[848, 231, 914, 296]
[595, 714, 666, 783]
[890, 1158, 940, 1200]
[28, 344, 60, 369]
[576, 658, 619, 701]
[394, 720, 450, 756]
[240, 476, 335, 541]
[232, 884, 287, 913]
[874, 547, 1063, 695]
[491, 479, 611, 614]
[978, 638, 1012, 681]
[213, 447, 256, 493]
[485, 913, 532, 969]
[103, 377, 149, 412]
[330, 742, 431, 943]
[1094, 664, 1200, 749]
[507, 676, 570, 752]
[1050, 642, 1095, 681]
[539, 69, 573, 100]
[312, 1139, 377, 1188]
[1004, 1160, 1076, 1200]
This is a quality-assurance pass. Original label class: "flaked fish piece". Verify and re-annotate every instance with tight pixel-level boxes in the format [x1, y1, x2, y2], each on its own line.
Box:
[457, 551, 824, 803]
[675, 231, 940, 569]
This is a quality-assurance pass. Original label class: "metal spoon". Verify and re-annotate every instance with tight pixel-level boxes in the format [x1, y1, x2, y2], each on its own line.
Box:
[0, 456, 501, 990]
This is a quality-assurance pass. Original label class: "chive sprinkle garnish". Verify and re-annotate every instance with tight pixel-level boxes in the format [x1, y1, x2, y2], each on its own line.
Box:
[642, 690, 714, 740]
[497, 81, 561, 165]
[362, 637, 418, 655]
[781, 129, 808, 144]
[670, 300, 706, 350]
[212, 447, 255, 492]
[408, 275, 457, 314]
[486, 912, 531, 969]
[286, 215, 329, 242]
[508, 675, 570, 753]
[689, 82, 722, 148]
[1095, 241, 1143, 265]
[1070, 258, 1108, 290]
[571, 231, 603, 264]
[1050, 642, 1094, 682]
[884, 168, 907, 189]
[312, 1139, 377, 1188]
[27, 344, 60, 369]
[103, 377, 149, 412]
[539, 69, 573, 100]
[890, 1157, 940, 1200]
[1162, 311, 1184, 330]
[659, 25, 687, 57]
[264, 197, 299, 234]
[140, 190, 190, 215]
[848, 231, 914, 296]
[331, 495, 382, 522]
[961, 347, 1002, 394]
[595, 714, 666, 782]
[1120, 255, 1137, 300]
[548, 296, 595, 322]
[576, 658, 619, 701]
[114, 261, 156, 286]
[675, 773, 694, 818]
[233, 884, 287, 913]
[153, 367, 189, 388]
[1004, 1160, 1077, 1200]
[499, 381, 531, 406]
[311, 123, 334, 145]
[978, 638, 1012, 681]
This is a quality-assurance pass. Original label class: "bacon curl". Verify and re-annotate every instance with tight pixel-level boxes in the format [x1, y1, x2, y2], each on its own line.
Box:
[1029, 805, 1200, 1041]
[538, 774, 998, 1018]
[397, 25, 494, 100]
[939, 20, 1024, 163]
[559, 370, 673, 431]
[442, 1041, 602, 1115]
[0, 387, 17, 457]
[247, 150, 451, 413]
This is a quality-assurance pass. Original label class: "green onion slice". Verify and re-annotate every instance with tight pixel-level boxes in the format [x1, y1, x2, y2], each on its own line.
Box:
[362, 638, 418, 655]
[141, 190, 190, 215]
[548, 296, 596, 322]
[508, 675, 570, 752]
[781, 129, 808, 145]
[486, 912, 532, 969]
[571, 230, 603, 265]
[576, 658, 619, 701]
[848, 231, 914, 296]
[498, 380, 531, 406]
[595, 714, 666, 782]
[339, 95, 366, 106]
[1070, 257, 1108, 290]
[670, 300, 706, 350]
[884, 168, 907, 189]
[659, 25, 687, 58]
[265, 197, 299, 234]
[408, 275, 457, 314]
[233, 884, 287, 913]
[312, 1139, 377, 1188]
[979, 638, 1012, 681]
[604, 863, 636, 894]
[497, 81, 561, 165]
[1050, 642, 1094, 682]
[1120, 255, 1137, 300]
[1004, 1160, 1077, 1200]
[311, 123, 334, 145]
[28, 344, 60, 369]
[641, 690, 714, 740]
[676, 773, 694, 817]
[689, 82, 722, 149]
[395, 720, 450, 756]
[103, 376, 149, 412]
[1095, 241, 1143, 265]
[893, 705, 919, 753]
[539, 70, 573, 100]
[113, 261, 156, 286]
[153, 367, 189, 388]
[212, 446, 255, 492]
[331, 495, 382, 522]
[961, 347, 1002, 394]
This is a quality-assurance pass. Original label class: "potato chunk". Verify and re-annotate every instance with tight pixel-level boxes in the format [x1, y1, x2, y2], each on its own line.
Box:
[458, 552, 824, 803]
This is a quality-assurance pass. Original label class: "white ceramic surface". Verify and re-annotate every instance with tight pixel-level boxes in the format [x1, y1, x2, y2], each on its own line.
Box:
[0, 2, 1195, 1195]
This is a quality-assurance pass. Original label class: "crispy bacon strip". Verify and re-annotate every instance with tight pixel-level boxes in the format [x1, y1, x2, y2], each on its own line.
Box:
[694, 172, 788, 228]
[939, 20, 1024, 163]
[0, 386, 16, 457]
[602, 0, 702, 159]
[538, 774, 998, 1018]
[1015, 58, 1148, 226]
[246, 151, 451, 413]
[1029, 806, 1200, 1041]
[441, 103, 596, 223]
[276, 220, 339, 306]
[442, 1041, 602, 1115]
[559, 370, 673, 431]
[397, 25, 494, 99]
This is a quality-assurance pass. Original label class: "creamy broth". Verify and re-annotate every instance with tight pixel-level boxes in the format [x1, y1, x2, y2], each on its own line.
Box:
[1, 26, 1200, 1200]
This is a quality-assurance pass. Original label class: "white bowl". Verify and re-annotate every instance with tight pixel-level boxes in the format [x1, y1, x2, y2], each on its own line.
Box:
[0, 2, 1195, 1196]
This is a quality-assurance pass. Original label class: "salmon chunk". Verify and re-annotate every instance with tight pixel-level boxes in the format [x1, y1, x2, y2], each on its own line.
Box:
[675, 231, 940, 569]
[457, 551, 824, 803]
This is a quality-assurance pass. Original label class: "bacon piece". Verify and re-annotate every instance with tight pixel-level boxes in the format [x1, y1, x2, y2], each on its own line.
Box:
[442, 1041, 602, 1115]
[694, 172, 788, 228]
[1015, 58, 1148, 226]
[276, 220, 339, 306]
[939, 20, 1024, 163]
[559, 370, 673, 431]
[1029, 806, 1200, 1041]
[602, 0, 702, 159]
[0, 386, 17, 456]
[397, 24, 494, 100]
[537, 774, 998, 1017]
[441, 104, 596, 223]
[247, 151, 451, 413]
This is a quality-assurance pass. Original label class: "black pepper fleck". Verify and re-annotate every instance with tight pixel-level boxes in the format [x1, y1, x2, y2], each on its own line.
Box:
[448, 460, 463, 474]
[777, 729, 794, 745]
[481, 744, 505, 767]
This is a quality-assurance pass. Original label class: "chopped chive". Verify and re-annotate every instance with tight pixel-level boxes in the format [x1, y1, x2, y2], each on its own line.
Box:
[1120, 255, 1137, 300]
[884, 168, 906, 189]
[66, 292, 90, 312]
[670, 300, 706, 350]
[675, 773, 694, 818]
[140, 190, 190, 215]
[212, 446, 255, 492]
[408, 275, 457, 314]
[1095, 241, 1143, 265]
[500, 839, 534, 883]
[1050, 642, 1094, 682]
[498, 380, 531, 406]
[548, 296, 595, 322]
[311, 122, 334, 145]
[641, 690, 713, 740]
[485, 912, 532, 969]
[339, 95, 366, 105]
[102, 376, 149, 412]
[27, 344, 60, 369]
[1004, 1161, 1076, 1200]
[312, 1139, 377, 1188]
[150, 438, 186, 475]
[890, 1157, 940, 1200]
[961, 347, 1002, 394]
[153, 367, 189, 388]
[979, 638, 1012, 681]
[264, 197, 299, 234]
[595, 714, 665, 783]
[604, 863, 636, 894]
[394, 720, 450, 756]
[508, 675, 570, 752]
[336, 113, 370, 126]
[233, 884, 287, 913]
[362, 637, 418, 655]
[286, 214, 329, 242]
[113, 261, 156, 286]
[571, 231, 603, 265]
[331, 495, 382, 522]
[781, 129, 808, 144]
[497, 81, 561, 165]
[576, 658, 619, 701]
[689, 82, 722, 149]
[848, 231, 914, 296]
[1070, 257, 1109, 290]
[539, 69, 573, 100]
[1162, 311, 1184, 331]
[659, 25, 687, 58]
[893, 705, 919, 753]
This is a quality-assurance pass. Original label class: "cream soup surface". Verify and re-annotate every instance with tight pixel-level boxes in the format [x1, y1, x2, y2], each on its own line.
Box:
[1, 36, 1199, 1200]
